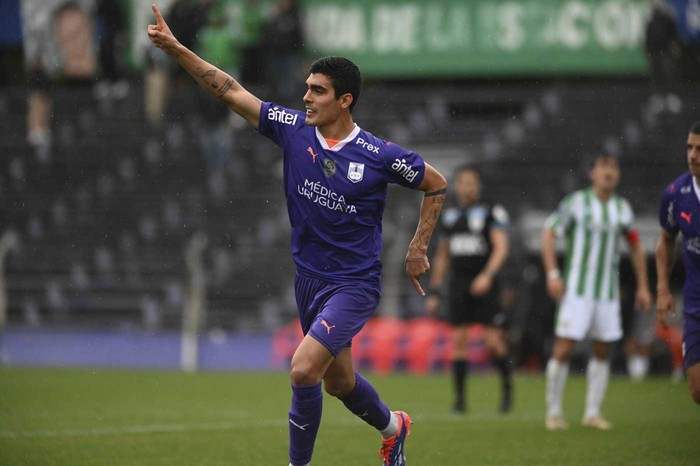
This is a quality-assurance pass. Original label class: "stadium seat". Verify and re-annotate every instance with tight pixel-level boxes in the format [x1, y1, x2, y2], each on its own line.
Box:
[269, 320, 303, 370]
[352, 317, 405, 374]
[403, 317, 452, 374]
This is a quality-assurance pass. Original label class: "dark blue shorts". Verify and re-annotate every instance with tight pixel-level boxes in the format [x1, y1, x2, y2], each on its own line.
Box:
[295, 273, 380, 357]
[683, 312, 700, 370]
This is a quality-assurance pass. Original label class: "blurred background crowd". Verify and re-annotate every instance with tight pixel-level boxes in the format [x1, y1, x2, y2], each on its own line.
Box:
[0, 0, 698, 377]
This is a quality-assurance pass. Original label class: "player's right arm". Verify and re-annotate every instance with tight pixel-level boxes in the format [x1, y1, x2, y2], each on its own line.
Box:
[655, 228, 678, 328]
[542, 195, 576, 302]
[147, 4, 261, 127]
[541, 226, 564, 301]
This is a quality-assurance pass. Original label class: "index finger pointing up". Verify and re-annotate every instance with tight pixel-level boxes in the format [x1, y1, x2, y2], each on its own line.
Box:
[152, 4, 165, 26]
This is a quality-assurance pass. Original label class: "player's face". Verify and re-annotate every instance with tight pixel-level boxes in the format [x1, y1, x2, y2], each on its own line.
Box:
[589, 157, 620, 193]
[687, 132, 700, 178]
[454, 170, 481, 205]
[303, 73, 348, 127]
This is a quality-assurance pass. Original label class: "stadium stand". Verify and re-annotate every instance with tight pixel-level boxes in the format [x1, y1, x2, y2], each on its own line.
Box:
[0, 76, 694, 362]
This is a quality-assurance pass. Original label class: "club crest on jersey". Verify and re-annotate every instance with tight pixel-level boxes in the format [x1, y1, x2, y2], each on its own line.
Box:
[681, 185, 692, 194]
[347, 162, 365, 183]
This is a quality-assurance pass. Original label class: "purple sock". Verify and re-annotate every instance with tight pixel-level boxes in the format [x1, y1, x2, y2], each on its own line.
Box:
[339, 372, 391, 431]
[289, 383, 323, 466]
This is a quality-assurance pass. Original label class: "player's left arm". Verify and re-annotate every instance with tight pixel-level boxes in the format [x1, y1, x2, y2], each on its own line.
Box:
[471, 228, 509, 297]
[626, 229, 652, 312]
[405, 162, 448, 296]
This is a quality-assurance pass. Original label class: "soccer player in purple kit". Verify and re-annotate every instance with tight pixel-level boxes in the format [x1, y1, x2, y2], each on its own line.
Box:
[656, 121, 700, 405]
[147, 4, 448, 465]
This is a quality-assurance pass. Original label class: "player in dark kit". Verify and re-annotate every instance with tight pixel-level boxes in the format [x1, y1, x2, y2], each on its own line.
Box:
[656, 121, 700, 405]
[425, 166, 512, 413]
[147, 5, 448, 466]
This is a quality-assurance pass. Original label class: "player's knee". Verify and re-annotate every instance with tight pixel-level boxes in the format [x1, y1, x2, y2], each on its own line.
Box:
[290, 361, 321, 386]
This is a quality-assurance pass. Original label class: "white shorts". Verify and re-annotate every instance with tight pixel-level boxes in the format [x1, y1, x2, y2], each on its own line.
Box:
[554, 294, 622, 342]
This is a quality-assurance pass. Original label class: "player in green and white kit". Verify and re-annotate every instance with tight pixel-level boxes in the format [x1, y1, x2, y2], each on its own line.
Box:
[541, 154, 652, 431]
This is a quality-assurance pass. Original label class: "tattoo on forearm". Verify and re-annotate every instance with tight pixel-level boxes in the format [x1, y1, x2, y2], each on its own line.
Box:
[216, 78, 234, 98]
[200, 69, 216, 81]
[197, 69, 233, 98]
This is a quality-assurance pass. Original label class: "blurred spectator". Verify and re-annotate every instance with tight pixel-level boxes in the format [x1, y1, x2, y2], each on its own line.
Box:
[262, 0, 304, 101]
[239, 0, 267, 85]
[645, 0, 684, 113]
[0, 0, 24, 86]
[144, 0, 212, 124]
[94, 0, 129, 101]
[20, 0, 97, 155]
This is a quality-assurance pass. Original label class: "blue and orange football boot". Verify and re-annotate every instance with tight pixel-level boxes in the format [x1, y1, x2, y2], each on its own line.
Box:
[378, 411, 412, 466]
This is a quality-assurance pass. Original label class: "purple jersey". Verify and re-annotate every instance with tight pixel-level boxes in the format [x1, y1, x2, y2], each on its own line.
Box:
[257, 102, 426, 285]
[659, 172, 700, 315]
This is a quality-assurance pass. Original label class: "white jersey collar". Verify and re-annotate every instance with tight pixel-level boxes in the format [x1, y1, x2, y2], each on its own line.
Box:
[693, 175, 700, 206]
[315, 124, 360, 152]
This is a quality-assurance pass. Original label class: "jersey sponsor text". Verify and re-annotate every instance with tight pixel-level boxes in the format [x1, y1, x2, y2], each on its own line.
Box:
[356, 137, 380, 154]
[297, 179, 358, 214]
[391, 158, 419, 183]
[267, 106, 298, 125]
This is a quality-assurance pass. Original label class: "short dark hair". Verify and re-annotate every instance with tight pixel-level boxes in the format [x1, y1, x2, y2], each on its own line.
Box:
[690, 121, 700, 135]
[453, 164, 481, 179]
[590, 153, 619, 168]
[308, 56, 362, 112]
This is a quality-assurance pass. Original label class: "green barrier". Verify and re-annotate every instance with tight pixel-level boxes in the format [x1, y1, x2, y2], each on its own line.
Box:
[132, 0, 650, 78]
[302, 0, 650, 77]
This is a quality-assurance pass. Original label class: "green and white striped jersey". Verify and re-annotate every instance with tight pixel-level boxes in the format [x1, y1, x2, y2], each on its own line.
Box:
[545, 188, 634, 301]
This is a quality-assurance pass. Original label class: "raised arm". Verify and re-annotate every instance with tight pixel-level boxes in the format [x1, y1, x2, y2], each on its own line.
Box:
[405, 162, 448, 296]
[655, 228, 678, 328]
[147, 4, 261, 127]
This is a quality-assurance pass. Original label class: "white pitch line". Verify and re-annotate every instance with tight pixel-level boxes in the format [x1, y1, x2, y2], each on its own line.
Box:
[0, 411, 543, 440]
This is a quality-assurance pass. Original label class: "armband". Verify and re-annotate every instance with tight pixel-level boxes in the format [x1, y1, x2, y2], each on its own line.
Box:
[547, 269, 561, 280]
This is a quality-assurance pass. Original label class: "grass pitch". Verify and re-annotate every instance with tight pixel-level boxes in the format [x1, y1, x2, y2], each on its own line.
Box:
[0, 367, 697, 465]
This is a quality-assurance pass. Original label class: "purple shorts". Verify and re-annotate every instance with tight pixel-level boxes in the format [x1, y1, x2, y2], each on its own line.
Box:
[684, 312, 700, 370]
[295, 273, 380, 357]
